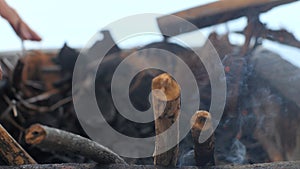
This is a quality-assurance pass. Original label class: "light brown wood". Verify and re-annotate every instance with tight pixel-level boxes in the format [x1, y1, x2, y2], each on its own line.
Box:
[191, 111, 215, 166]
[152, 73, 181, 167]
[0, 124, 36, 165]
[25, 124, 126, 165]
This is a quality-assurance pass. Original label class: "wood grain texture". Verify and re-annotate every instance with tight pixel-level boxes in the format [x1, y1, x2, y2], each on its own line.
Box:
[0, 124, 36, 165]
[191, 111, 215, 166]
[152, 73, 181, 167]
[25, 124, 126, 165]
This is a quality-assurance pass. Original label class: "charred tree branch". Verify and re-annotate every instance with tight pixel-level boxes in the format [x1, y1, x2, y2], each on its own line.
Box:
[25, 124, 126, 165]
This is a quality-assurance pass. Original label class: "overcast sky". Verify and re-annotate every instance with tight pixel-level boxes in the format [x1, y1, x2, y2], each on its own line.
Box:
[1, 0, 300, 66]
[1, 0, 215, 51]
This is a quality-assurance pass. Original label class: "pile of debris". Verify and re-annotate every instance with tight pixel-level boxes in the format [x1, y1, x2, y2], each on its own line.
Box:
[0, 0, 299, 168]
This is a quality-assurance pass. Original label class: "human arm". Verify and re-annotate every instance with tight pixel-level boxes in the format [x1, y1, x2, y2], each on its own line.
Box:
[0, 0, 41, 41]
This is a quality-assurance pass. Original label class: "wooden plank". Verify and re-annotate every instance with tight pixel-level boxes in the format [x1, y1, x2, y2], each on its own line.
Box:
[157, 0, 296, 36]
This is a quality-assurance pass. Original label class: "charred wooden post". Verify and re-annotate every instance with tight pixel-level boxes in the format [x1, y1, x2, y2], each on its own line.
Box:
[0, 124, 36, 165]
[25, 124, 126, 165]
[241, 14, 260, 55]
[152, 73, 181, 167]
[223, 55, 247, 118]
[191, 110, 215, 166]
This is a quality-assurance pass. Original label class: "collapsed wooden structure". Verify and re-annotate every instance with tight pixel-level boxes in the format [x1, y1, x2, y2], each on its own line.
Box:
[0, 0, 299, 168]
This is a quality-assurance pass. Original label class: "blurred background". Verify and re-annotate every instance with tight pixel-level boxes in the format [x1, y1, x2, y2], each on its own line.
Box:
[1, 0, 300, 66]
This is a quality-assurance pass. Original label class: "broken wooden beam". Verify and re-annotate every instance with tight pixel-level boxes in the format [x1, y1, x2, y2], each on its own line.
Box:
[152, 73, 181, 167]
[236, 20, 300, 50]
[157, 0, 296, 37]
[0, 124, 36, 165]
[25, 124, 126, 165]
[190, 110, 214, 166]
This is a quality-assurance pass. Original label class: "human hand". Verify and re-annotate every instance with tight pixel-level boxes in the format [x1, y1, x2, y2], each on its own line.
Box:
[10, 19, 42, 41]
[0, 0, 42, 41]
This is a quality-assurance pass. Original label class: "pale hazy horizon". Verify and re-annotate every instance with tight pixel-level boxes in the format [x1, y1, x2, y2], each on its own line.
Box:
[1, 0, 300, 66]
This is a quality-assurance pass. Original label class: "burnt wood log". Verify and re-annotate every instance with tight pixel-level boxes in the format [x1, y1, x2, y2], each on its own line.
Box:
[0, 124, 36, 165]
[152, 73, 181, 167]
[25, 124, 126, 165]
[190, 111, 214, 166]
